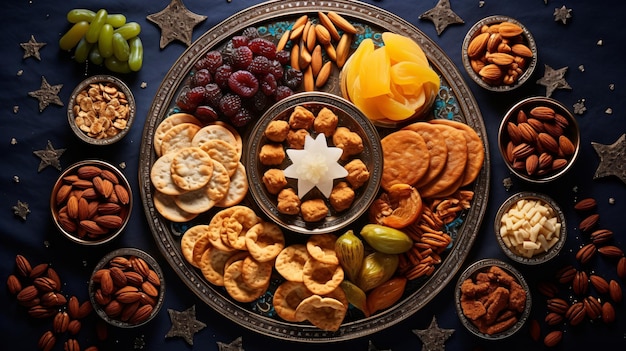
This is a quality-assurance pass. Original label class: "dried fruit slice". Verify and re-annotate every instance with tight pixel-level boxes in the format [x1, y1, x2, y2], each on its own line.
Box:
[381, 32, 428, 66]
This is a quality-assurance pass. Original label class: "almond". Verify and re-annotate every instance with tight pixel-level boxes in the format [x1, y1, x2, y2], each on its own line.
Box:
[98, 202, 122, 215]
[511, 43, 533, 57]
[538, 133, 559, 154]
[290, 43, 300, 70]
[512, 142, 535, 159]
[289, 21, 305, 40]
[530, 106, 556, 120]
[56, 184, 72, 205]
[34, 276, 57, 292]
[478, 63, 502, 80]
[609, 279, 623, 303]
[120, 301, 140, 322]
[80, 220, 108, 236]
[579, 213, 600, 232]
[299, 43, 312, 69]
[327, 11, 357, 34]
[315, 61, 333, 88]
[68, 296, 80, 319]
[335, 33, 351, 68]
[470, 59, 485, 74]
[110, 256, 131, 269]
[100, 169, 119, 184]
[77, 300, 93, 319]
[543, 121, 564, 138]
[77, 165, 102, 179]
[486, 32, 502, 53]
[525, 154, 539, 175]
[554, 113, 570, 128]
[305, 22, 316, 52]
[517, 122, 538, 143]
[310, 45, 323, 76]
[72, 179, 93, 189]
[324, 42, 337, 62]
[141, 281, 159, 297]
[303, 65, 314, 92]
[467, 32, 489, 58]
[538, 152, 553, 170]
[7, 274, 22, 295]
[498, 21, 524, 37]
[516, 109, 528, 123]
[618, 257, 626, 279]
[41, 291, 67, 307]
[29, 305, 57, 318]
[116, 291, 143, 304]
[543, 330, 563, 347]
[314, 24, 331, 45]
[109, 266, 127, 287]
[130, 256, 150, 277]
[78, 197, 90, 221]
[29, 263, 49, 279]
[590, 274, 610, 294]
[95, 215, 123, 229]
[488, 52, 515, 66]
[147, 270, 161, 287]
[124, 271, 144, 286]
[100, 270, 114, 295]
[558, 135, 576, 155]
[602, 301, 615, 324]
[318, 11, 340, 41]
[576, 243, 597, 265]
[551, 158, 568, 171]
[526, 118, 545, 133]
[574, 197, 597, 212]
[129, 304, 153, 324]
[506, 122, 522, 144]
[67, 195, 79, 219]
[104, 300, 123, 317]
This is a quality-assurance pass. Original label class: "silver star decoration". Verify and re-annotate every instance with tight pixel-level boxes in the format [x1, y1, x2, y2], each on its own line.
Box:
[412, 316, 454, 351]
[554, 5, 572, 24]
[33, 140, 65, 172]
[368, 340, 391, 351]
[419, 0, 464, 35]
[12, 200, 30, 221]
[165, 305, 206, 345]
[217, 336, 244, 351]
[592, 134, 626, 184]
[20, 35, 46, 60]
[147, 0, 207, 49]
[28, 76, 63, 112]
[536, 64, 571, 97]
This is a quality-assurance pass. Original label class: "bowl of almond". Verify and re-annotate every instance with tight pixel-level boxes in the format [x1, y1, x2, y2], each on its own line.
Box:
[494, 191, 567, 265]
[50, 159, 132, 245]
[498, 96, 580, 183]
[67, 74, 136, 145]
[462, 15, 537, 91]
[89, 247, 165, 328]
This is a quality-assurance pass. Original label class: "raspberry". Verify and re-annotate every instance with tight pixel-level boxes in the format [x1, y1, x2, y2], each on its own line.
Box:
[194, 105, 219, 123]
[247, 55, 270, 76]
[231, 46, 254, 69]
[282, 67, 303, 90]
[214, 65, 233, 89]
[259, 73, 277, 96]
[196, 50, 222, 73]
[229, 107, 254, 127]
[274, 85, 294, 102]
[191, 68, 212, 87]
[218, 93, 242, 117]
[249, 91, 270, 112]
[203, 83, 222, 107]
[242, 27, 259, 40]
[228, 70, 259, 98]
[231, 36, 249, 48]
[176, 86, 206, 111]
[268, 60, 284, 81]
[275, 50, 290, 65]
[247, 38, 276, 59]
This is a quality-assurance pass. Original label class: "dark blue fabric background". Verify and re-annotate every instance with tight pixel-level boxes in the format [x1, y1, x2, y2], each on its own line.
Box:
[1, 0, 625, 350]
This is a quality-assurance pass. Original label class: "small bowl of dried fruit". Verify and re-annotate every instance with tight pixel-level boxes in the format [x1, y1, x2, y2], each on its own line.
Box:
[462, 15, 537, 91]
[455, 258, 531, 340]
[89, 247, 165, 327]
[67, 74, 136, 145]
[50, 159, 132, 245]
[494, 191, 567, 265]
[245, 91, 383, 234]
[498, 96, 580, 183]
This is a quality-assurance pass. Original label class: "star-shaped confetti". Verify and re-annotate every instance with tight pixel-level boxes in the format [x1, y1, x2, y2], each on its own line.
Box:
[165, 305, 206, 345]
[12, 200, 30, 221]
[20, 35, 46, 60]
[217, 336, 244, 351]
[368, 340, 391, 351]
[536, 64, 571, 97]
[412, 316, 454, 351]
[591, 134, 626, 184]
[554, 5, 572, 24]
[573, 99, 587, 115]
[147, 0, 207, 49]
[419, 0, 464, 35]
[28, 76, 63, 112]
[33, 140, 65, 172]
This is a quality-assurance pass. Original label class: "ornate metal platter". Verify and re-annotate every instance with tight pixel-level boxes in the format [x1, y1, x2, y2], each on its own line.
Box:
[139, 0, 490, 342]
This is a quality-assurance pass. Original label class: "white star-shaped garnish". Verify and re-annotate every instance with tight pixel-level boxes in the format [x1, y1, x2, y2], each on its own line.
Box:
[283, 134, 347, 198]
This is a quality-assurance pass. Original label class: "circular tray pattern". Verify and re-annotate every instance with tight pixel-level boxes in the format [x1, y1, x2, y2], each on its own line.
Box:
[139, 0, 490, 342]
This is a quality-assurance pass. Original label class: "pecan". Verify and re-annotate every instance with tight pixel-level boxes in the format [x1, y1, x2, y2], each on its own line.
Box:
[555, 265, 576, 284]
[602, 301, 615, 324]
[544, 312, 564, 326]
[68, 296, 80, 319]
[53, 311, 70, 333]
[109, 256, 131, 269]
[579, 213, 600, 232]
[590, 229, 614, 245]
[16, 285, 38, 303]
[572, 270, 589, 296]
[38, 331, 56, 351]
[6, 274, 22, 295]
[618, 257, 626, 279]
[565, 301, 586, 326]
[609, 280, 622, 303]
[15, 254, 32, 277]
[537, 281, 559, 298]
[597, 245, 624, 259]
[543, 330, 563, 347]
[29, 263, 49, 279]
[529, 319, 541, 341]
[546, 297, 569, 314]
[590, 274, 610, 294]
[28, 305, 57, 319]
[67, 319, 82, 335]
[575, 243, 597, 265]
[64, 338, 80, 351]
[583, 296, 602, 320]
[33, 276, 57, 292]
[46, 268, 62, 291]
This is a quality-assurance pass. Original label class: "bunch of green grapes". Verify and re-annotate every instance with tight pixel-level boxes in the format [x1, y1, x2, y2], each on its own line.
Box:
[59, 9, 143, 73]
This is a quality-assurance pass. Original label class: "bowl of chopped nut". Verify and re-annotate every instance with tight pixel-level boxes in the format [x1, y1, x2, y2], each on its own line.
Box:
[455, 258, 531, 340]
[67, 74, 136, 145]
[462, 15, 537, 92]
[244, 91, 383, 234]
[494, 191, 567, 265]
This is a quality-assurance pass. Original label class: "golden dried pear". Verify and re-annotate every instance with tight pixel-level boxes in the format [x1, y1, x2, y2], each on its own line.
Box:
[340, 280, 369, 317]
[335, 230, 364, 282]
[360, 224, 413, 254]
[356, 252, 399, 292]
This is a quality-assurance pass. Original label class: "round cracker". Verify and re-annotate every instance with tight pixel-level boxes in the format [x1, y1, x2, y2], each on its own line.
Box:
[216, 162, 248, 207]
[380, 130, 430, 191]
[160, 122, 201, 156]
[294, 294, 347, 332]
[213, 121, 243, 157]
[150, 153, 184, 195]
[225, 206, 261, 250]
[192, 124, 239, 156]
[275, 244, 310, 282]
[199, 247, 238, 286]
[241, 256, 273, 289]
[199, 139, 240, 177]
[153, 190, 198, 222]
[430, 119, 485, 186]
[302, 259, 344, 295]
[154, 113, 201, 157]
[306, 234, 339, 265]
[418, 124, 468, 198]
[403, 122, 449, 188]
[223, 260, 267, 303]
[174, 186, 215, 214]
[180, 224, 209, 268]
[206, 159, 231, 202]
[245, 222, 285, 263]
[273, 281, 313, 322]
[170, 147, 214, 191]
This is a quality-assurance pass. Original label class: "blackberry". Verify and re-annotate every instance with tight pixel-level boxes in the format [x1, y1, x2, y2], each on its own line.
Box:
[191, 68, 212, 87]
[242, 27, 260, 40]
[275, 50, 290, 65]
[282, 67, 303, 90]
[194, 105, 219, 123]
[229, 107, 254, 127]
[249, 91, 270, 112]
[247, 38, 276, 60]
[230, 35, 249, 48]
[231, 46, 254, 70]
[247, 55, 270, 76]
[214, 64, 233, 89]
[228, 70, 259, 98]
[259, 73, 277, 96]
[203, 83, 222, 107]
[218, 93, 242, 117]
[268, 60, 284, 81]
[274, 85, 294, 102]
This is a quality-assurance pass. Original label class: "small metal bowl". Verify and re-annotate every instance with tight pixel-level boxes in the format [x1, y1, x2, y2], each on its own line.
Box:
[89, 248, 165, 328]
[462, 15, 537, 92]
[455, 258, 531, 340]
[67, 74, 136, 145]
[494, 192, 566, 265]
[245, 91, 383, 234]
[50, 159, 132, 245]
[498, 96, 580, 183]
